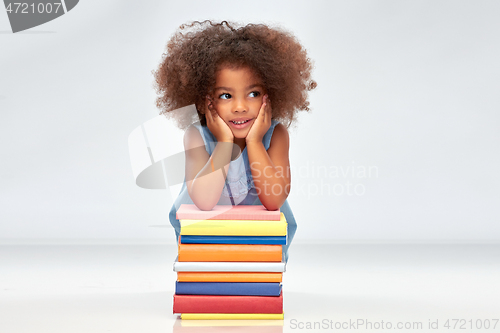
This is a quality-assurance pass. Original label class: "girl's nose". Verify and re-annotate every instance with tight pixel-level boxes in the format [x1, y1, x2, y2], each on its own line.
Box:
[233, 98, 247, 113]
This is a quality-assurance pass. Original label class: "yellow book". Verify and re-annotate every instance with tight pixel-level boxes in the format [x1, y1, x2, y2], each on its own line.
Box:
[178, 319, 284, 326]
[180, 213, 287, 236]
[180, 313, 284, 320]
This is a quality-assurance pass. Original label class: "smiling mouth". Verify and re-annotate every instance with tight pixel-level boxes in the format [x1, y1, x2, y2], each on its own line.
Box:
[231, 119, 252, 125]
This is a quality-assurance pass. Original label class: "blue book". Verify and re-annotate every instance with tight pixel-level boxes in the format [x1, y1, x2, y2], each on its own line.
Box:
[180, 235, 286, 245]
[175, 282, 282, 296]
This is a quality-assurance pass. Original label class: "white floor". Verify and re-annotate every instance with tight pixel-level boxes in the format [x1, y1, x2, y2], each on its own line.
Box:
[1, 243, 499, 332]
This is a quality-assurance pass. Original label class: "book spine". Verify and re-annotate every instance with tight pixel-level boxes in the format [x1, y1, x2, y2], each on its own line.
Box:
[179, 313, 284, 320]
[180, 235, 287, 245]
[178, 243, 282, 262]
[177, 272, 283, 283]
[180, 214, 287, 236]
[177, 212, 281, 221]
[176, 204, 281, 221]
[173, 261, 286, 272]
[175, 282, 282, 296]
[173, 292, 283, 314]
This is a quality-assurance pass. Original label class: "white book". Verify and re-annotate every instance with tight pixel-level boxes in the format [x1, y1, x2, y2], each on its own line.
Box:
[172, 256, 286, 272]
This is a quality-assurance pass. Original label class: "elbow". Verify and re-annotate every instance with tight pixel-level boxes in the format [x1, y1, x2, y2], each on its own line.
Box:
[264, 204, 280, 211]
[187, 182, 218, 211]
[262, 196, 286, 212]
[190, 193, 218, 211]
[260, 187, 289, 211]
[190, 196, 217, 211]
[195, 202, 216, 211]
[264, 183, 290, 211]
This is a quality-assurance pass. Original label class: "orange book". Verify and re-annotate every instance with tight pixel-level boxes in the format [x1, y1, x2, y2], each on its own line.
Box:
[178, 242, 282, 262]
[177, 272, 283, 283]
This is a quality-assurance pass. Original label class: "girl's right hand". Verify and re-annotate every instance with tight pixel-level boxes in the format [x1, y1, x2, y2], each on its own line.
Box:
[205, 95, 234, 143]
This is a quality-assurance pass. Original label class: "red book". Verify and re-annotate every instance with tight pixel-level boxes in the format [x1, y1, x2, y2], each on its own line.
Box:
[173, 292, 283, 314]
[176, 204, 280, 221]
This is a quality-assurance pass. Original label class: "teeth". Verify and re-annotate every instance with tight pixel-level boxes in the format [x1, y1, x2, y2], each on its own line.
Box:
[233, 120, 249, 125]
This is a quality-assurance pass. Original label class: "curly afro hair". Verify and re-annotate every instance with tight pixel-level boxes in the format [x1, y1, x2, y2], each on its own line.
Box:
[153, 20, 317, 130]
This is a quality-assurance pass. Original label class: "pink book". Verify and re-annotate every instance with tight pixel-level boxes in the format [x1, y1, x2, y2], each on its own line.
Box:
[176, 204, 280, 221]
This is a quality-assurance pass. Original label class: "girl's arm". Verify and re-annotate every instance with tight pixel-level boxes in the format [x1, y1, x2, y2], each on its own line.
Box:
[183, 126, 233, 211]
[184, 97, 236, 211]
[247, 123, 291, 211]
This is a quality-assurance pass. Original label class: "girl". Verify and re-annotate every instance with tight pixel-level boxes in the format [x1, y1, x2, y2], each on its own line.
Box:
[153, 20, 316, 262]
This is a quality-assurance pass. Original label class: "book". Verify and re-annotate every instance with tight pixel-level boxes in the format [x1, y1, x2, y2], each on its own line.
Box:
[180, 235, 287, 245]
[176, 319, 284, 326]
[179, 313, 284, 320]
[173, 257, 286, 272]
[180, 213, 287, 236]
[173, 292, 283, 314]
[177, 272, 283, 283]
[175, 282, 282, 296]
[172, 319, 284, 333]
[178, 242, 282, 262]
[176, 204, 281, 221]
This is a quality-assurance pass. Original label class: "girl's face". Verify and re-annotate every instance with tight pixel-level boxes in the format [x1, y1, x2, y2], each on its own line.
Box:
[212, 65, 266, 139]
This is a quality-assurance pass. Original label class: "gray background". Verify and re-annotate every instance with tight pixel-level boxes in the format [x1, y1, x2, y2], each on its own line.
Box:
[1, 0, 499, 243]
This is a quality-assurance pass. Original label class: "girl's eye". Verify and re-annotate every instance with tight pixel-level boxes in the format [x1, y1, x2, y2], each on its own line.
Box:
[249, 91, 261, 98]
[219, 93, 231, 100]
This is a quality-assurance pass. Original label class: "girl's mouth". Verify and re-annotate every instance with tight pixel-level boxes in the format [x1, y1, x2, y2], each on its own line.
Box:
[230, 119, 252, 129]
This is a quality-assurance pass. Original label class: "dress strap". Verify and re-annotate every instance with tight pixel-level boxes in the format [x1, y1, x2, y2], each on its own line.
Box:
[191, 123, 217, 155]
[262, 119, 279, 150]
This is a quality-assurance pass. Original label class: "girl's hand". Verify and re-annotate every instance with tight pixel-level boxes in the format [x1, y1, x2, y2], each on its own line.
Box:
[246, 95, 272, 144]
[204, 95, 234, 143]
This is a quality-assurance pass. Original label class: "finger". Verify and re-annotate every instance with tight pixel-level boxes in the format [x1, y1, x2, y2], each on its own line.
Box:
[211, 108, 221, 123]
[208, 99, 221, 120]
[267, 97, 272, 121]
[257, 96, 266, 121]
[260, 97, 267, 123]
[262, 95, 270, 123]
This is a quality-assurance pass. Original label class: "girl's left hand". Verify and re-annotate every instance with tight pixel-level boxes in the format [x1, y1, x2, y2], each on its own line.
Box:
[246, 95, 272, 144]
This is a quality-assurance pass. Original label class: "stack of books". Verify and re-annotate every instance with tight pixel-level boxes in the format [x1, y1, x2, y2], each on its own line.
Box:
[173, 204, 288, 320]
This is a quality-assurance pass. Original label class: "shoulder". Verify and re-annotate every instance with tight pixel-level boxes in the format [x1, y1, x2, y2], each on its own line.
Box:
[184, 124, 205, 150]
[269, 122, 289, 150]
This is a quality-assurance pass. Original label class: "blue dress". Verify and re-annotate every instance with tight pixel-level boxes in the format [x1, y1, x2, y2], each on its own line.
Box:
[168, 119, 297, 262]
